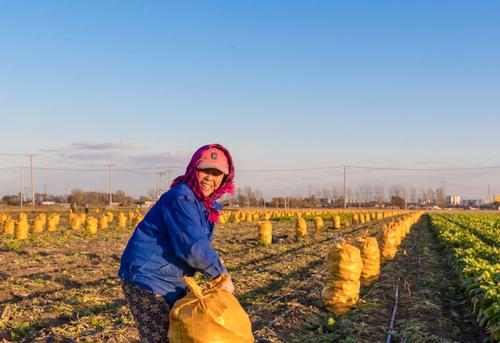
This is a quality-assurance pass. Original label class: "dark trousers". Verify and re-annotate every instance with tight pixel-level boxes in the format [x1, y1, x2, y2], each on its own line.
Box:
[121, 280, 171, 343]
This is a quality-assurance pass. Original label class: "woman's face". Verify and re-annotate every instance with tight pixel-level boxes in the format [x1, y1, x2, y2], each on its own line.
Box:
[197, 168, 225, 196]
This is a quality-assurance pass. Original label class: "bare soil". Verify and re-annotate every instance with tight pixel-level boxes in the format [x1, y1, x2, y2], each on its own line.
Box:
[0, 214, 481, 342]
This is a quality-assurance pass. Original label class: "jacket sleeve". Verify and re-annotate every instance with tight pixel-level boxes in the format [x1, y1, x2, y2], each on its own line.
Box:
[162, 196, 228, 278]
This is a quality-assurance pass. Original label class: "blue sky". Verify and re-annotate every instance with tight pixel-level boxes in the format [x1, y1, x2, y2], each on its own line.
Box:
[0, 1, 499, 199]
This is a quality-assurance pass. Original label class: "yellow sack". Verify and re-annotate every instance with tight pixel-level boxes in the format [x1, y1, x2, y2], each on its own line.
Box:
[258, 221, 273, 245]
[169, 276, 254, 343]
[322, 242, 362, 315]
[333, 215, 341, 229]
[295, 217, 308, 239]
[381, 225, 399, 260]
[313, 216, 324, 234]
[357, 236, 380, 285]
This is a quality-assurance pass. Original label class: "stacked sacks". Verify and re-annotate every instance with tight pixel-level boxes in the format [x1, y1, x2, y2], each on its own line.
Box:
[3, 217, 15, 237]
[380, 224, 399, 260]
[117, 212, 128, 228]
[231, 212, 240, 224]
[333, 215, 341, 229]
[86, 216, 98, 235]
[38, 213, 47, 227]
[133, 213, 144, 227]
[47, 213, 60, 232]
[295, 217, 308, 239]
[70, 214, 82, 231]
[32, 217, 45, 234]
[322, 241, 362, 315]
[168, 275, 254, 343]
[218, 215, 226, 224]
[245, 213, 253, 222]
[128, 211, 136, 223]
[15, 219, 29, 240]
[99, 215, 109, 229]
[313, 216, 324, 234]
[364, 213, 371, 222]
[258, 221, 272, 245]
[19, 212, 28, 222]
[342, 218, 350, 228]
[352, 213, 359, 225]
[106, 211, 114, 224]
[356, 233, 381, 286]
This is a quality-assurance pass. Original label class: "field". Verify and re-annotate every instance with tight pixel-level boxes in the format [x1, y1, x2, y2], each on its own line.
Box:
[0, 209, 498, 342]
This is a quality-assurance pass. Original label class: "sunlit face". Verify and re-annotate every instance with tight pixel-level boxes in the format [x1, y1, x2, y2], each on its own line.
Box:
[197, 168, 225, 197]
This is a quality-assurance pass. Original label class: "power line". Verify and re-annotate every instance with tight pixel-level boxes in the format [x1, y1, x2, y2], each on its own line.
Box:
[348, 165, 500, 171]
[23, 164, 500, 173]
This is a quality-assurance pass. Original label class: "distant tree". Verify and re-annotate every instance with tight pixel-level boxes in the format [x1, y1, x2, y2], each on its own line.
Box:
[435, 186, 446, 208]
[389, 184, 405, 198]
[147, 188, 157, 200]
[68, 189, 85, 205]
[391, 195, 405, 208]
[374, 185, 385, 204]
[137, 195, 152, 202]
[409, 187, 417, 204]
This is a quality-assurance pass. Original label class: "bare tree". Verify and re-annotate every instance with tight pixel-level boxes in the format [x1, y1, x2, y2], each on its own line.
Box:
[389, 184, 405, 198]
[147, 188, 157, 200]
[374, 185, 385, 203]
[409, 187, 417, 204]
[321, 188, 329, 200]
[358, 184, 373, 204]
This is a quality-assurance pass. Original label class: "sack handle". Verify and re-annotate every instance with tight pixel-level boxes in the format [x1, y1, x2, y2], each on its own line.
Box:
[183, 277, 204, 299]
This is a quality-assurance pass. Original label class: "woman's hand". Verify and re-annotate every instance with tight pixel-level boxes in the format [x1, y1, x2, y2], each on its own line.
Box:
[219, 274, 235, 294]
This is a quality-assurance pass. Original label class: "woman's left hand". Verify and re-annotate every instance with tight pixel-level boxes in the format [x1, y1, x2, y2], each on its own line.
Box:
[219, 274, 235, 294]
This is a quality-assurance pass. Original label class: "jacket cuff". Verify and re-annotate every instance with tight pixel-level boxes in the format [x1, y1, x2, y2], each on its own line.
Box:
[203, 259, 228, 278]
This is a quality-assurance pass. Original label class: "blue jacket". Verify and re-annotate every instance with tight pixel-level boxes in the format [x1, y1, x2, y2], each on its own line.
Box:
[118, 182, 227, 306]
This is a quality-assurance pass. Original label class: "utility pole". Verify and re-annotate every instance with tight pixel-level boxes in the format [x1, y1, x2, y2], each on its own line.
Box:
[155, 175, 159, 199]
[28, 154, 35, 206]
[155, 172, 166, 199]
[167, 169, 172, 189]
[404, 189, 407, 210]
[343, 166, 347, 210]
[20, 167, 23, 208]
[159, 172, 165, 194]
[108, 164, 113, 207]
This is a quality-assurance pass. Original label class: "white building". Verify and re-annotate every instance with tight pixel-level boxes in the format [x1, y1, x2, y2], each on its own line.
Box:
[446, 195, 461, 206]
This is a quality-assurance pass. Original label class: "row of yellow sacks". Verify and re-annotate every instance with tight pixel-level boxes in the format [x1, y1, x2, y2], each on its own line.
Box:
[0, 211, 144, 238]
[322, 212, 423, 315]
[256, 211, 409, 244]
[219, 209, 403, 224]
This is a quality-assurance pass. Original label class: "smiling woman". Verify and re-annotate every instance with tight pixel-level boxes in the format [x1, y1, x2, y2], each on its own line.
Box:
[196, 147, 229, 196]
[118, 144, 236, 342]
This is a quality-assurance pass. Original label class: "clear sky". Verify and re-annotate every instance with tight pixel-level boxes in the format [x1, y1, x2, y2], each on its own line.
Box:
[0, 1, 499, 199]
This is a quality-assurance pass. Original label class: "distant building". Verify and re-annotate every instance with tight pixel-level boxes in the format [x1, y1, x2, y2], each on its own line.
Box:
[446, 195, 461, 206]
[462, 199, 483, 207]
[136, 200, 154, 208]
[41, 201, 56, 206]
[494, 194, 500, 203]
